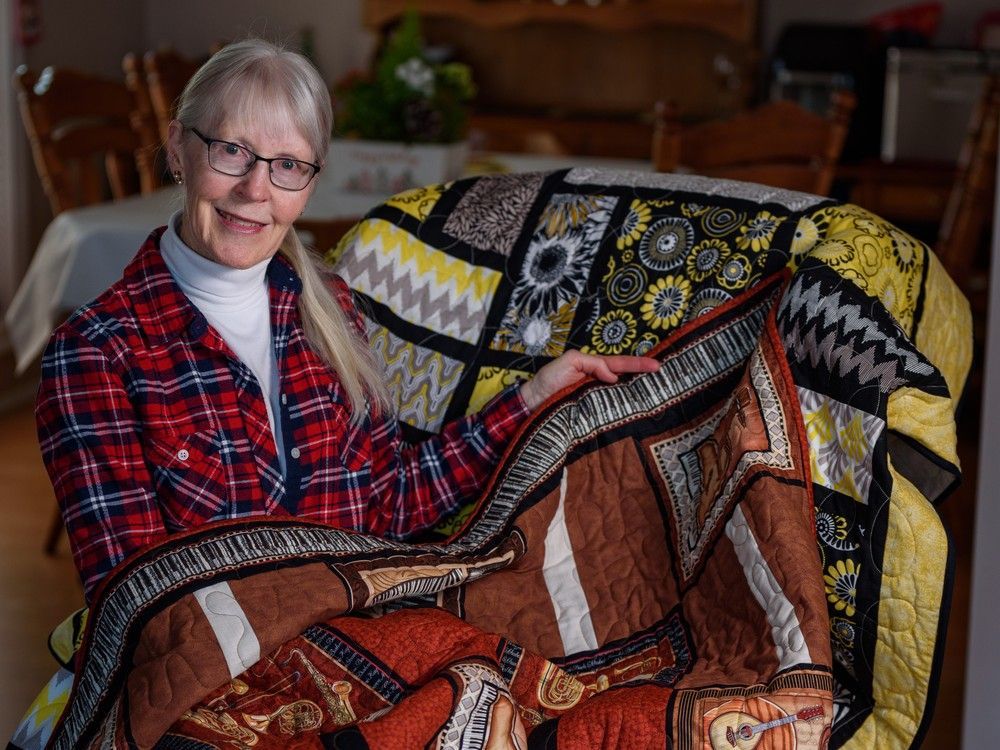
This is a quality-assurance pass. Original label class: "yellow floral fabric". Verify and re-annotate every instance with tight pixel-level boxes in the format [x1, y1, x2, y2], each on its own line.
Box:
[792, 203, 928, 336]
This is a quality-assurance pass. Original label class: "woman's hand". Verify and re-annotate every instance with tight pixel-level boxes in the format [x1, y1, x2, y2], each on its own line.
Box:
[518, 350, 660, 412]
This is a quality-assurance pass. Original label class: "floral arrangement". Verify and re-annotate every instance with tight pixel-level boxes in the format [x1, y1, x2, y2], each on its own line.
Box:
[333, 10, 476, 144]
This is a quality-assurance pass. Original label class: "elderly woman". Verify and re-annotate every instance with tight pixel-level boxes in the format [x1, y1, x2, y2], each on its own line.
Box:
[36, 39, 657, 603]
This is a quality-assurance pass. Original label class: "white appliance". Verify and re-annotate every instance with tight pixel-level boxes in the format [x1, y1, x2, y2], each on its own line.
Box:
[881, 47, 993, 163]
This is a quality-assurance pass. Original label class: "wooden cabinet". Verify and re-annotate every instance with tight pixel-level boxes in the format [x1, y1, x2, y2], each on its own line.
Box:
[363, 0, 760, 155]
[365, 0, 756, 43]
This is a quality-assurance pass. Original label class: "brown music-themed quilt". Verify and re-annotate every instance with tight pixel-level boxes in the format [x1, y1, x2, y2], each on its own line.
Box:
[29, 274, 839, 749]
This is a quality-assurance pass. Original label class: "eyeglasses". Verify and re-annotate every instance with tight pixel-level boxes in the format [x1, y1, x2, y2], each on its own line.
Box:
[187, 127, 321, 191]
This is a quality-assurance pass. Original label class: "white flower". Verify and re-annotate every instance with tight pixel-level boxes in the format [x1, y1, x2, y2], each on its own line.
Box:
[395, 57, 435, 96]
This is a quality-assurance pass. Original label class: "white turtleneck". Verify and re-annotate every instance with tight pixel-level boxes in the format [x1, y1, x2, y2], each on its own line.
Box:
[160, 211, 285, 473]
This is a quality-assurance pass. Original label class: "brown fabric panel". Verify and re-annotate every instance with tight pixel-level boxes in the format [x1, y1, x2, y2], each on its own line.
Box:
[675, 512, 779, 688]
[738, 477, 831, 667]
[128, 595, 229, 748]
[674, 327, 825, 687]
[564, 438, 679, 646]
[463, 486, 565, 656]
[126, 562, 346, 747]
[545, 683, 672, 747]
[229, 562, 347, 654]
[728, 319, 830, 668]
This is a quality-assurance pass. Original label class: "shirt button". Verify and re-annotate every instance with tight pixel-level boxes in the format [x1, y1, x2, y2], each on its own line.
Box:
[290, 447, 301, 459]
[281, 393, 287, 405]
[177, 449, 190, 461]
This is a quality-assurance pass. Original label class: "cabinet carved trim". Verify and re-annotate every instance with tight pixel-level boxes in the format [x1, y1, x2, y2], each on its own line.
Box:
[364, 0, 756, 43]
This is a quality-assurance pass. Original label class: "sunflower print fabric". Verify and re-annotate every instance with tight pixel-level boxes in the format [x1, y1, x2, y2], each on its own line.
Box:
[327, 167, 971, 750]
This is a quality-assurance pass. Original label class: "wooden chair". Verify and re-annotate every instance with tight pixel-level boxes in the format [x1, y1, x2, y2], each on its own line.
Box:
[469, 112, 655, 159]
[652, 91, 857, 196]
[15, 66, 146, 554]
[122, 52, 164, 194]
[934, 74, 999, 399]
[14, 66, 142, 215]
[143, 49, 201, 144]
[935, 75, 1000, 286]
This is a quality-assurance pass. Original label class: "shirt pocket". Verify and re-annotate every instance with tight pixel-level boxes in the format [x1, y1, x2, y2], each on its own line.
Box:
[144, 429, 228, 531]
[327, 382, 372, 473]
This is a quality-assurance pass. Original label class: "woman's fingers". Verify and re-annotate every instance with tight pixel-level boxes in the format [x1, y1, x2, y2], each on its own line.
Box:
[577, 354, 660, 382]
[599, 354, 661, 375]
[520, 352, 661, 411]
[583, 357, 619, 383]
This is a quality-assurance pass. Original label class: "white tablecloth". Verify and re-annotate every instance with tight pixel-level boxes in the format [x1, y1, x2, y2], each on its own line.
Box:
[5, 153, 648, 371]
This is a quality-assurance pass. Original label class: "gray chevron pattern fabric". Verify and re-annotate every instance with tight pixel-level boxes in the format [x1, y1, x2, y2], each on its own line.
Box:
[777, 270, 937, 395]
[337, 220, 502, 344]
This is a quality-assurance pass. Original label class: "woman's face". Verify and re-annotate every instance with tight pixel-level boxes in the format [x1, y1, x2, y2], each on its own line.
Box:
[167, 117, 318, 269]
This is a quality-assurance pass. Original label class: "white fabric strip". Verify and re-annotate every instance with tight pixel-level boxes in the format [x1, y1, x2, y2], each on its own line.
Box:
[542, 468, 599, 655]
[193, 581, 262, 679]
[726, 504, 812, 670]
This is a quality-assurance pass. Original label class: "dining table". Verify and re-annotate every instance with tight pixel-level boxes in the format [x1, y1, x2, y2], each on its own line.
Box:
[5, 151, 649, 372]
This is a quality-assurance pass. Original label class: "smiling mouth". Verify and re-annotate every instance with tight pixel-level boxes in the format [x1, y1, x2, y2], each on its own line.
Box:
[216, 208, 266, 233]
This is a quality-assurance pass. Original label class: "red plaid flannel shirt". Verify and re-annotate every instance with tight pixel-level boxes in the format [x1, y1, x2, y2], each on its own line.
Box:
[36, 229, 529, 601]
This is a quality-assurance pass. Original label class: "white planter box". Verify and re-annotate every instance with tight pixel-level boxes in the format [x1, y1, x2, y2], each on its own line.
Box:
[328, 139, 469, 193]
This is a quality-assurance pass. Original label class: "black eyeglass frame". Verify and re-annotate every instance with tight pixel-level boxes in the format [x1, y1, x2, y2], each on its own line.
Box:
[186, 127, 322, 191]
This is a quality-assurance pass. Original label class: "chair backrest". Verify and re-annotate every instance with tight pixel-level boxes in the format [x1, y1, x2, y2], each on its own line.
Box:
[122, 52, 162, 194]
[14, 66, 141, 215]
[652, 91, 857, 196]
[143, 49, 201, 144]
[935, 75, 1000, 283]
[469, 112, 655, 159]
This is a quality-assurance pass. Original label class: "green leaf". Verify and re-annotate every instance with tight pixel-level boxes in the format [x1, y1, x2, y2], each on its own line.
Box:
[332, 8, 475, 144]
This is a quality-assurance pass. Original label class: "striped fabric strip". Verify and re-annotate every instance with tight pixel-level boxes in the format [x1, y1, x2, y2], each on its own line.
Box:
[192, 582, 261, 679]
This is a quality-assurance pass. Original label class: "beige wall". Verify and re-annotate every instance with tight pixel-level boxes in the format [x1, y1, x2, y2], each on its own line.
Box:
[143, 0, 375, 88]
[23, 0, 145, 77]
[964, 127, 1000, 746]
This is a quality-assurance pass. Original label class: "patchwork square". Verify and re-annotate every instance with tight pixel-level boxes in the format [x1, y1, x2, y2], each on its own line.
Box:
[337, 218, 502, 344]
[384, 184, 446, 222]
[797, 386, 885, 504]
[491, 194, 618, 355]
[644, 347, 795, 585]
[443, 172, 545, 255]
[367, 324, 465, 433]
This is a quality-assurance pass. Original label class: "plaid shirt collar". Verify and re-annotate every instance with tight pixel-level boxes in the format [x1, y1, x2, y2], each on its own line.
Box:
[125, 227, 303, 347]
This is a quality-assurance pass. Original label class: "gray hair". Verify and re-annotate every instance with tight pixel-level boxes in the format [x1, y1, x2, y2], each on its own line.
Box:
[174, 40, 389, 420]
[175, 38, 332, 165]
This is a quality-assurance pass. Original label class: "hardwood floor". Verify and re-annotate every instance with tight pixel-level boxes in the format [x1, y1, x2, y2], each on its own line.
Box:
[0, 399, 80, 741]
[0, 390, 981, 745]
